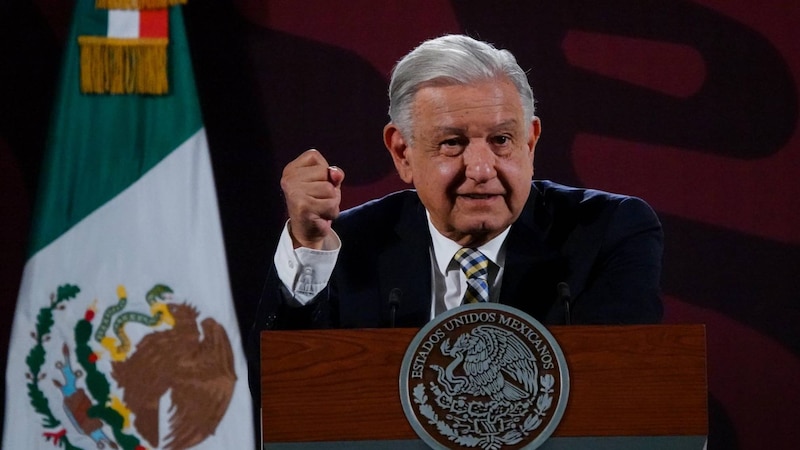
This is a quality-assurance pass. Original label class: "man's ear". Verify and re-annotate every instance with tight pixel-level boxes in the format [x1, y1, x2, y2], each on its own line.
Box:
[384, 123, 413, 184]
[528, 117, 542, 155]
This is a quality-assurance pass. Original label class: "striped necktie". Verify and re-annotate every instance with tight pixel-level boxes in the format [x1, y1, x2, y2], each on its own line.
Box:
[453, 247, 490, 304]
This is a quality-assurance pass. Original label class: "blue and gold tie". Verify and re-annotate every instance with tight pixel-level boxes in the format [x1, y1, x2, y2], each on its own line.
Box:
[454, 248, 490, 304]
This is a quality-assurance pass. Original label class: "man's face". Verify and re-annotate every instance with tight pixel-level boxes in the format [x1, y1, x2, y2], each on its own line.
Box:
[384, 78, 541, 246]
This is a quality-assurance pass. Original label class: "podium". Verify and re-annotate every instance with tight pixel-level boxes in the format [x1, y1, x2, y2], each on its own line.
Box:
[260, 325, 707, 449]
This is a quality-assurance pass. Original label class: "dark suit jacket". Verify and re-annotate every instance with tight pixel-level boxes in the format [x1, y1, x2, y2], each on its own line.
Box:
[251, 179, 663, 334]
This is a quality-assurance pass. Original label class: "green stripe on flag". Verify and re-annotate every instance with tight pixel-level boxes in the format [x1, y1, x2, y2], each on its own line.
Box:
[29, 0, 202, 256]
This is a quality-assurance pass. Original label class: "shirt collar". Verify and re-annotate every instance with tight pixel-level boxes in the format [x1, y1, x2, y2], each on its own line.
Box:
[426, 211, 510, 274]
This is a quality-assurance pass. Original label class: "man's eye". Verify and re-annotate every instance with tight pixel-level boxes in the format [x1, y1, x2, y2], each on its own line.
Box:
[492, 135, 511, 145]
[442, 138, 461, 147]
[439, 138, 465, 155]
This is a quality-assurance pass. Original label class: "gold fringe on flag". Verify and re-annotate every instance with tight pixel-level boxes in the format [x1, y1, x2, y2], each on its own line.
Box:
[95, 0, 186, 10]
[78, 36, 169, 95]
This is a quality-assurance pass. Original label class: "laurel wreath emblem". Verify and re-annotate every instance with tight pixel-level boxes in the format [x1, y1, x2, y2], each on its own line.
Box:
[413, 373, 555, 450]
[24, 284, 143, 450]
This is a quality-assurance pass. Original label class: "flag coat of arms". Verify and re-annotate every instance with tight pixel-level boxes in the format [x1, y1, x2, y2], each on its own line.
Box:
[3, 1, 255, 449]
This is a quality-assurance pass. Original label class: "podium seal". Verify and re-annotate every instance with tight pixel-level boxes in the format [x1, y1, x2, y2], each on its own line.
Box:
[399, 303, 569, 450]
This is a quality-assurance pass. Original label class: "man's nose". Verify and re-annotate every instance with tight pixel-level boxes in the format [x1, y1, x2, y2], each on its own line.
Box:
[463, 142, 497, 182]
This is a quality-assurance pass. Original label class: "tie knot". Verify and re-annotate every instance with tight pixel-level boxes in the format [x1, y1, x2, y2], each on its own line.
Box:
[453, 247, 489, 279]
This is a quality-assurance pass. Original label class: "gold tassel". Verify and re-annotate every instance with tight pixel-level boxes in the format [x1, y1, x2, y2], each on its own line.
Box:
[78, 36, 169, 95]
[95, 0, 186, 10]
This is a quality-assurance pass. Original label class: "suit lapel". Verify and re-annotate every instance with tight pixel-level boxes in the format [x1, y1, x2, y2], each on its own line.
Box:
[500, 184, 567, 320]
[378, 194, 432, 327]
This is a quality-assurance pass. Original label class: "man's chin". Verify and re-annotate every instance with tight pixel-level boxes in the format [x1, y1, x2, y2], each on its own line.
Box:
[453, 219, 511, 244]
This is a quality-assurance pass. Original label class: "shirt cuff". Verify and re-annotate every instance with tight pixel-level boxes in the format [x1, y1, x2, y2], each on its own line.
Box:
[274, 221, 341, 305]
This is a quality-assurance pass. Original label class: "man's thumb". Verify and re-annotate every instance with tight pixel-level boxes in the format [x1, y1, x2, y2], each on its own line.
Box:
[328, 166, 345, 188]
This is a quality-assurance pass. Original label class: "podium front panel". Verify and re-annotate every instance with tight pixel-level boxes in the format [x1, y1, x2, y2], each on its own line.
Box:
[260, 325, 707, 447]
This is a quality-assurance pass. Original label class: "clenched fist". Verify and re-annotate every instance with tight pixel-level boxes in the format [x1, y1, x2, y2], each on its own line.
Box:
[280, 149, 345, 249]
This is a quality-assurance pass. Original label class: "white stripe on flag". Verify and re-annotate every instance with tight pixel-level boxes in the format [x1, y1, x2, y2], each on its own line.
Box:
[107, 10, 140, 38]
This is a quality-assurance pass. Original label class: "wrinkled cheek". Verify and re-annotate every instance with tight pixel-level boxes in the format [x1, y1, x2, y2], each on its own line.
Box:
[436, 163, 461, 181]
[436, 164, 463, 190]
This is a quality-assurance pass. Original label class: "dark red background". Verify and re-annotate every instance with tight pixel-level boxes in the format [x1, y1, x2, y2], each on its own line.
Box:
[2, 1, 798, 448]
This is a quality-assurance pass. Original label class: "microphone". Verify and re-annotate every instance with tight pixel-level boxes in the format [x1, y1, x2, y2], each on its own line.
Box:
[557, 282, 572, 325]
[388, 288, 402, 328]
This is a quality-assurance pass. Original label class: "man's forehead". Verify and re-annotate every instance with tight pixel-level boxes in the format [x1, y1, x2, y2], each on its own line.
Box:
[429, 119, 523, 135]
[413, 80, 521, 111]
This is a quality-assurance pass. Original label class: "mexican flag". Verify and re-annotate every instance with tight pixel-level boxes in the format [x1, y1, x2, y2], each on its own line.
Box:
[2, 1, 255, 449]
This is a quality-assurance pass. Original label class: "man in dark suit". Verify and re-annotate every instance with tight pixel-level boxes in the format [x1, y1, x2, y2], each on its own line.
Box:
[250, 33, 662, 333]
[247, 33, 662, 448]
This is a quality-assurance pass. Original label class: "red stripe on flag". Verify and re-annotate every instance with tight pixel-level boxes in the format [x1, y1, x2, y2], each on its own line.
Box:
[139, 9, 168, 38]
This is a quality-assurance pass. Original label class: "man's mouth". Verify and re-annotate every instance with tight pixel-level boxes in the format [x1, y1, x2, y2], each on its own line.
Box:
[461, 194, 498, 199]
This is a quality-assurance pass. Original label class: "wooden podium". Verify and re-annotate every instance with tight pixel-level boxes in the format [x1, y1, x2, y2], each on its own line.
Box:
[260, 325, 707, 449]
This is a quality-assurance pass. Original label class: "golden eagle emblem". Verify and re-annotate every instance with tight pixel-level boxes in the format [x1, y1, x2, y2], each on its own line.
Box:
[110, 301, 236, 449]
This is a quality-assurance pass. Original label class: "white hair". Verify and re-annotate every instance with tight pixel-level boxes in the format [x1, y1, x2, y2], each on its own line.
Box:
[387, 34, 535, 142]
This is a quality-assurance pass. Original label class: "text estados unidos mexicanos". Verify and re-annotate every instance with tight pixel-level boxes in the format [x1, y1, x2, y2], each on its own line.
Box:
[411, 312, 555, 379]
